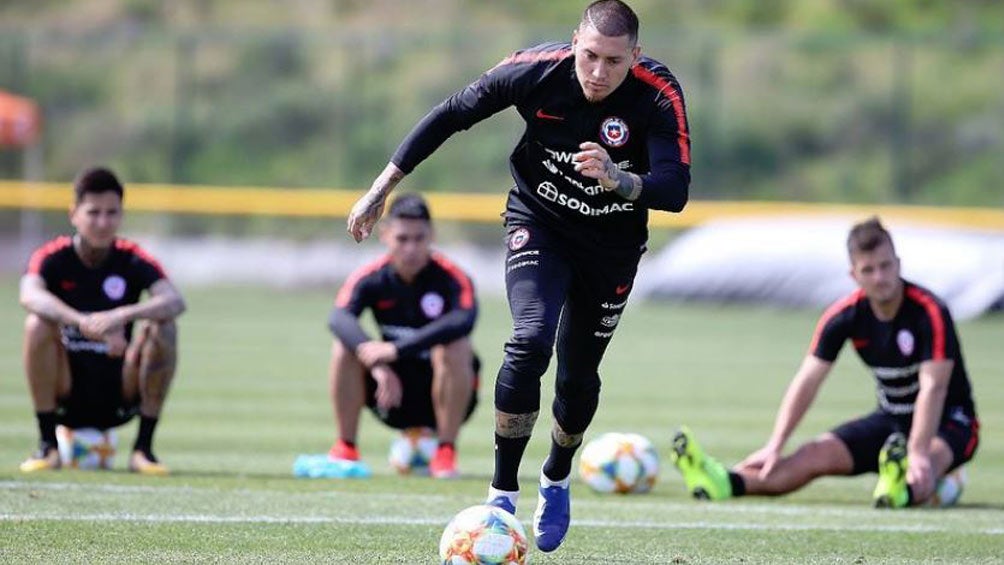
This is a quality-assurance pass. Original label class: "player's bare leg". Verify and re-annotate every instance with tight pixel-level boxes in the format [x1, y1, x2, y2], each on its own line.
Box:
[735, 434, 854, 495]
[428, 338, 475, 478]
[123, 320, 177, 475]
[328, 340, 364, 461]
[20, 314, 71, 472]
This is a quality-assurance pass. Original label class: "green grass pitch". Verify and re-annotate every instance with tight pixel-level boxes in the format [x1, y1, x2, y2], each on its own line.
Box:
[1, 279, 1001, 563]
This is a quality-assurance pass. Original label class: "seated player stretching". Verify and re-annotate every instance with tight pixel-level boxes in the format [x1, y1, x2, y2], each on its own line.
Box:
[672, 217, 979, 508]
[327, 193, 479, 479]
[19, 167, 185, 475]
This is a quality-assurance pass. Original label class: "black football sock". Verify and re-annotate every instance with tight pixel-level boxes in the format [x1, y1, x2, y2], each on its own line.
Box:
[492, 434, 531, 492]
[906, 484, 915, 507]
[36, 411, 58, 453]
[542, 437, 580, 482]
[728, 471, 747, 497]
[438, 441, 455, 450]
[133, 415, 159, 461]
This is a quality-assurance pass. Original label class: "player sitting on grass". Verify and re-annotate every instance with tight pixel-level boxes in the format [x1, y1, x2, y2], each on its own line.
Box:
[671, 217, 979, 508]
[327, 193, 479, 479]
[19, 167, 186, 475]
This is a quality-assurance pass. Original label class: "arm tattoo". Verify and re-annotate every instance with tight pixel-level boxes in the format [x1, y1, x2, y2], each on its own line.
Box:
[495, 410, 539, 439]
[551, 423, 584, 448]
[601, 160, 643, 201]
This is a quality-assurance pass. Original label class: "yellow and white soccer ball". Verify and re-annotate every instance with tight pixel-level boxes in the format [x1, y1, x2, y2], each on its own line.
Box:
[388, 427, 438, 474]
[55, 425, 117, 470]
[578, 432, 660, 494]
[928, 467, 967, 508]
[439, 504, 529, 565]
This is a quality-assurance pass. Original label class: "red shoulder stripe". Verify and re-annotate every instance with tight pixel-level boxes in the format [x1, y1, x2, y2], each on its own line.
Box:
[494, 48, 572, 70]
[808, 288, 865, 353]
[431, 252, 475, 309]
[631, 65, 691, 165]
[115, 239, 167, 279]
[335, 255, 391, 308]
[905, 286, 946, 360]
[26, 236, 72, 274]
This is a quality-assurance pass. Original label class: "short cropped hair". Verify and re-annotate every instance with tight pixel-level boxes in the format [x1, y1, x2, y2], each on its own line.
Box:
[847, 216, 895, 256]
[387, 193, 431, 222]
[73, 167, 124, 203]
[581, 0, 639, 44]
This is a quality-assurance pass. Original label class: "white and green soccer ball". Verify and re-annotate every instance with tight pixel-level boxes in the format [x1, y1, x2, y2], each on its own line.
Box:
[438, 504, 529, 564]
[388, 427, 438, 474]
[55, 425, 117, 470]
[578, 432, 660, 494]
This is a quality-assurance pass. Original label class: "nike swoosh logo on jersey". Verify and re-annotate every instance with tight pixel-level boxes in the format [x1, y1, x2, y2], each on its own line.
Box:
[377, 299, 396, 310]
[852, 338, 869, 348]
[536, 109, 565, 121]
[60, 280, 77, 291]
[615, 284, 630, 295]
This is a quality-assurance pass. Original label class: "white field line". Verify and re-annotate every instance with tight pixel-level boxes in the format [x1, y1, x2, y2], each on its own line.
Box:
[3, 481, 1001, 535]
[1, 512, 1002, 535]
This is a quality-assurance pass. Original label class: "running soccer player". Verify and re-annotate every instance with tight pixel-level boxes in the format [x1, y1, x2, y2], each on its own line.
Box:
[19, 166, 185, 475]
[347, 0, 690, 552]
[328, 193, 479, 480]
[672, 217, 980, 508]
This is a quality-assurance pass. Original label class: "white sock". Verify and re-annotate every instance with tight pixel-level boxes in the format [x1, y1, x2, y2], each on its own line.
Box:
[539, 468, 571, 489]
[486, 486, 519, 507]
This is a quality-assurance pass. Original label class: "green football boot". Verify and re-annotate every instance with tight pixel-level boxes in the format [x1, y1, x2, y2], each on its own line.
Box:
[670, 426, 732, 501]
[873, 432, 909, 508]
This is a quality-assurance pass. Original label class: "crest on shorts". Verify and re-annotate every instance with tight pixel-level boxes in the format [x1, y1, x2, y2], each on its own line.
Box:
[421, 292, 445, 318]
[896, 329, 915, 356]
[600, 117, 629, 148]
[102, 275, 126, 300]
[509, 227, 530, 251]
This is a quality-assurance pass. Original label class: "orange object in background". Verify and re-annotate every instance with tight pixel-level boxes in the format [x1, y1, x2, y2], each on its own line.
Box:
[0, 90, 41, 147]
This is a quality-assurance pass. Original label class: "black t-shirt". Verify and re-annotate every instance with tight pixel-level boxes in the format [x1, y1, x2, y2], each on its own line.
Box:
[26, 236, 166, 358]
[810, 280, 976, 417]
[329, 252, 477, 359]
[392, 42, 691, 249]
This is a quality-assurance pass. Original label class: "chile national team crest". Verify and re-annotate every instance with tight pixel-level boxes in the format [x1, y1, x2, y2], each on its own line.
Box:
[600, 117, 629, 148]
[103, 275, 126, 301]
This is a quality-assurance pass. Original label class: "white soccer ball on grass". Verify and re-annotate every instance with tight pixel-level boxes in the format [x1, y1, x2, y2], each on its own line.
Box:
[55, 425, 117, 470]
[578, 431, 660, 494]
[438, 504, 529, 564]
[388, 427, 438, 474]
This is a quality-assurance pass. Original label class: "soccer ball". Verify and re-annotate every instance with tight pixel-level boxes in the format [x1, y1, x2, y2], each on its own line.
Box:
[438, 504, 529, 564]
[55, 425, 117, 470]
[388, 427, 438, 474]
[928, 467, 967, 507]
[578, 432, 660, 494]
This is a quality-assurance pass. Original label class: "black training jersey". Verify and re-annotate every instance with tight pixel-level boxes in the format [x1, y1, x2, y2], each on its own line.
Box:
[392, 42, 691, 248]
[809, 281, 976, 417]
[329, 252, 477, 359]
[25, 236, 167, 357]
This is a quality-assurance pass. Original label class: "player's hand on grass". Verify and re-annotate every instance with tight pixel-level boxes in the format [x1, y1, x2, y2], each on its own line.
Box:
[574, 142, 619, 190]
[371, 364, 403, 410]
[357, 341, 399, 367]
[907, 449, 935, 501]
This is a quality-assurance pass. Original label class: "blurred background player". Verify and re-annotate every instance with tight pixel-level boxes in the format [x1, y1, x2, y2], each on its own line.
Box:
[18, 166, 186, 475]
[346, 0, 690, 552]
[671, 217, 979, 508]
[328, 193, 479, 479]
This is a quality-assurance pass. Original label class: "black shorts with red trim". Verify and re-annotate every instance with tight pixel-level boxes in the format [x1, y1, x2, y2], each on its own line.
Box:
[57, 354, 138, 430]
[831, 406, 979, 475]
[365, 355, 480, 430]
